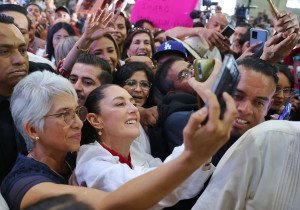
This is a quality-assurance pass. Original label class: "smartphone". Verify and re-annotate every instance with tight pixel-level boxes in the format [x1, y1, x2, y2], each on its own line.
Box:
[277, 101, 292, 120]
[193, 58, 215, 82]
[221, 25, 235, 37]
[208, 54, 241, 119]
[250, 28, 268, 47]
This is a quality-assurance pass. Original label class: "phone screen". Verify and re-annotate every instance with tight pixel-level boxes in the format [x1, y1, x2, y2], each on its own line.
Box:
[208, 55, 241, 119]
[221, 25, 235, 37]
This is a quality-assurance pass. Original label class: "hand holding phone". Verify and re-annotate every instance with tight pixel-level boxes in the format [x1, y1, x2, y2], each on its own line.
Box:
[208, 54, 241, 119]
[193, 59, 215, 82]
[250, 28, 268, 46]
[221, 25, 235, 38]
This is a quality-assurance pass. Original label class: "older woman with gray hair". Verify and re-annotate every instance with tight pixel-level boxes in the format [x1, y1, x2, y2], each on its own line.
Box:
[0, 70, 237, 210]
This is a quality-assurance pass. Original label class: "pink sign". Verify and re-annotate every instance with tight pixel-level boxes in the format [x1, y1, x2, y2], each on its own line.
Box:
[130, 0, 199, 30]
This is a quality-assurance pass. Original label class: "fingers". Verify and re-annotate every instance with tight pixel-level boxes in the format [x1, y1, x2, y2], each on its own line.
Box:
[184, 107, 208, 137]
[102, 12, 114, 27]
[188, 77, 210, 100]
[112, 9, 121, 23]
[264, 32, 282, 47]
[274, 33, 298, 52]
[205, 90, 220, 129]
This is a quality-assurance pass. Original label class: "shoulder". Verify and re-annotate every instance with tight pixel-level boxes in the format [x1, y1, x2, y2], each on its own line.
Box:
[1, 155, 65, 210]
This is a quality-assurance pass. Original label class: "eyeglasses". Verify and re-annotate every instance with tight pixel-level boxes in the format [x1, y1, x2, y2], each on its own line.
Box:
[275, 87, 293, 97]
[128, 27, 151, 34]
[177, 68, 193, 81]
[124, 79, 152, 91]
[44, 106, 88, 125]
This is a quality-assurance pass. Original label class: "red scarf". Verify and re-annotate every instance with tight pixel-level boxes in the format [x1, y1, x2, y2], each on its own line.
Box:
[100, 143, 132, 168]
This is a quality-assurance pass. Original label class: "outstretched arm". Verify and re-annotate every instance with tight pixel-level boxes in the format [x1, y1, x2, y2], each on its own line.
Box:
[21, 78, 237, 210]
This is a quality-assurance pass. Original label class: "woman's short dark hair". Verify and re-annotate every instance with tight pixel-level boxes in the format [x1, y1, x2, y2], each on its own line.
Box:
[46, 22, 76, 60]
[81, 84, 115, 145]
[121, 28, 155, 60]
[113, 62, 155, 107]
[274, 64, 294, 87]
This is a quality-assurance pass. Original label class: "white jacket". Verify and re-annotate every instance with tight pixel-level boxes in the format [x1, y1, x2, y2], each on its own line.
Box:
[192, 120, 300, 210]
[75, 142, 214, 210]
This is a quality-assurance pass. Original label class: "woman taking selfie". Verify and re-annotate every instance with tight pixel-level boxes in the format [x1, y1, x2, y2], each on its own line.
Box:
[75, 80, 237, 209]
[1, 71, 237, 210]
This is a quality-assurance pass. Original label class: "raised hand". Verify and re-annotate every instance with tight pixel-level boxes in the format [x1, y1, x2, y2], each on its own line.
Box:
[274, 12, 299, 38]
[183, 78, 237, 163]
[83, 6, 115, 42]
[260, 32, 298, 63]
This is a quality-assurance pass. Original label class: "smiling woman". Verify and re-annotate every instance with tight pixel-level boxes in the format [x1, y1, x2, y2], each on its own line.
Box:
[121, 27, 155, 60]
[1, 70, 238, 210]
[76, 84, 215, 209]
[113, 61, 155, 108]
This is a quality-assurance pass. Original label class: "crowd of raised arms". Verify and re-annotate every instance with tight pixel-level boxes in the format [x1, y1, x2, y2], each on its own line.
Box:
[0, 0, 300, 209]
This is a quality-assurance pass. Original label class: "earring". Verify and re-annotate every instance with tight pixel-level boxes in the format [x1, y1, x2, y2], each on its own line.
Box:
[98, 130, 102, 136]
[35, 136, 39, 141]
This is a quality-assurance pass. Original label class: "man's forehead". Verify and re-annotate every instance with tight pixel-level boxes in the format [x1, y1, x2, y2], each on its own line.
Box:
[72, 63, 102, 76]
[0, 11, 28, 29]
[0, 22, 25, 42]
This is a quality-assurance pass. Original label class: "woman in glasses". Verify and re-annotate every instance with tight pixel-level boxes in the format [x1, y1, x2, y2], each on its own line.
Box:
[1, 71, 237, 210]
[266, 64, 298, 120]
[74, 78, 238, 209]
[121, 27, 155, 60]
[113, 62, 155, 108]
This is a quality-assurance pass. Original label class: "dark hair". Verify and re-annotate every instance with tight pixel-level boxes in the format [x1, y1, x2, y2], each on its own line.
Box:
[155, 57, 183, 95]
[238, 27, 251, 46]
[46, 22, 76, 60]
[25, 3, 42, 13]
[113, 61, 155, 107]
[23, 194, 93, 210]
[76, 54, 113, 84]
[274, 64, 294, 87]
[117, 11, 132, 33]
[237, 57, 279, 85]
[121, 28, 155, 60]
[0, 13, 14, 24]
[236, 22, 251, 28]
[0, 4, 31, 30]
[0, 4, 28, 15]
[81, 84, 115, 145]
[134, 19, 154, 28]
[153, 29, 165, 39]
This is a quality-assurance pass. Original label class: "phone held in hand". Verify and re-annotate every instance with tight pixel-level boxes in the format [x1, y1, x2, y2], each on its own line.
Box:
[250, 28, 268, 46]
[277, 101, 292, 120]
[221, 25, 235, 37]
[208, 54, 241, 119]
[193, 58, 215, 82]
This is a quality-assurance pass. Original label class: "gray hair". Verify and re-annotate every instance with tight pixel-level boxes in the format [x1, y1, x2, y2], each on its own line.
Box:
[11, 71, 78, 151]
[55, 36, 79, 63]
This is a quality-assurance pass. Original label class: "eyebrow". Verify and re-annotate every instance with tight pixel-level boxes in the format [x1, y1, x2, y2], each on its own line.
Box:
[0, 43, 26, 48]
[113, 96, 135, 103]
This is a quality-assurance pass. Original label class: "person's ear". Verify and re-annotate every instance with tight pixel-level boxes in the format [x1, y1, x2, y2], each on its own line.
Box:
[86, 113, 104, 129]
[24, 122, 39, 141]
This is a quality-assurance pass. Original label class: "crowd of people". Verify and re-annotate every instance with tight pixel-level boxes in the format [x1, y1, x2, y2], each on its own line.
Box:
[0, 0, 300, 209]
